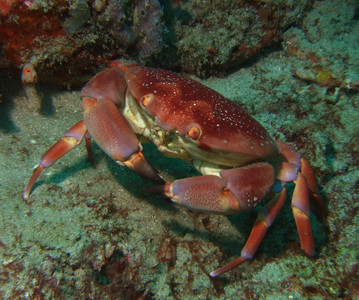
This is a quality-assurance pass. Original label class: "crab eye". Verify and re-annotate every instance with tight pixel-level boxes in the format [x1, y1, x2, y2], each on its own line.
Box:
[188, 126, 201, 140]
[140, 94, 152, 107]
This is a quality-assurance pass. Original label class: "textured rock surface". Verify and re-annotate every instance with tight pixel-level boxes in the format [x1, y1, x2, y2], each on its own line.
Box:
[1, 0, 313, 85]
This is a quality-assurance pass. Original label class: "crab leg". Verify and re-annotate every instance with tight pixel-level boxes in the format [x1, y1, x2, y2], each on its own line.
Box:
[277, 143, 325, 214]
[291, 172, 314, 256]
[210, 188, 287, 277]
[300, 158, 326, 214]
[23, 120, 88, 200]
[84, 131, 98, 170]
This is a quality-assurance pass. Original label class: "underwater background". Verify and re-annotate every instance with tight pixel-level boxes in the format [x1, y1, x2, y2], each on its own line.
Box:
[0, 0, 358, 298]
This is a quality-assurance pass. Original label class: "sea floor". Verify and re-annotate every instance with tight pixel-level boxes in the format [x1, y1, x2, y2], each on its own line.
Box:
[1, 1, 359, 299]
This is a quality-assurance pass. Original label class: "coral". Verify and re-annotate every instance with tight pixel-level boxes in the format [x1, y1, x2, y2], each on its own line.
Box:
[0, 2, 66, 65]
[0, 0, 312, 85]
[0, 0, 166, 86]
[106, 0, 135, 55]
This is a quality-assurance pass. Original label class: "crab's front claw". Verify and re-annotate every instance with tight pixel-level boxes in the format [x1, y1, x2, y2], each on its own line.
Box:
[148, 162, 275, 214]
[81, 97, 164, 184]
[147, 175, 240, 214]
[120, 151, 164, 184]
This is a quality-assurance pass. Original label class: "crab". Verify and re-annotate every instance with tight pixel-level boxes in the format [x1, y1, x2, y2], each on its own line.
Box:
[23, 62, 325, 277]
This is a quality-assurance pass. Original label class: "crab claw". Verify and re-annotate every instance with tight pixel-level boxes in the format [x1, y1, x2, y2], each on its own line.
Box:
[121, 151, 164, 184]
[147, 162, 275, 214]
[81, 95, 163, 184]
[145, 175, 241, 213]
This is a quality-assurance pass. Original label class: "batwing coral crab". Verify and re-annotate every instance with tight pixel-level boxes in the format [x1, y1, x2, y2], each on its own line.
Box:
[23, 62, 325, 277]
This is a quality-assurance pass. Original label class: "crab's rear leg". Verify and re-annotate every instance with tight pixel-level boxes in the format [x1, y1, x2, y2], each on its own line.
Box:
[278, 143, 325, 256]
[301, 158, 326, 215]
[292, 172, 315, 257]
[23, 121, 88, 200]
[219, 169, 320, 277]
[280, 149, 325, 257]
[278, 142, 325, 215]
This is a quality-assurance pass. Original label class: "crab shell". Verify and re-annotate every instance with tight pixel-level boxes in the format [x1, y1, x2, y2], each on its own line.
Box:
[124, 67, 278, 166]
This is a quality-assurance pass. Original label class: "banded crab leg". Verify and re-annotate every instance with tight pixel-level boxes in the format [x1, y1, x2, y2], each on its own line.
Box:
[292, 172, 314, 256]
[300, 158, 326, 215]
[277, 142, 325, 215]
[291, 161, 325, 257]
[211, 188, 287, 277]
[23, 97, 163, 200]
[23, 120, 88, 200]
[277, 143, 326, 256]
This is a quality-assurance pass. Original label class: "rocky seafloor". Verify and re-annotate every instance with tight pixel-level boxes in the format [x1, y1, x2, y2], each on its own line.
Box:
[0, 0, 358, 299]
